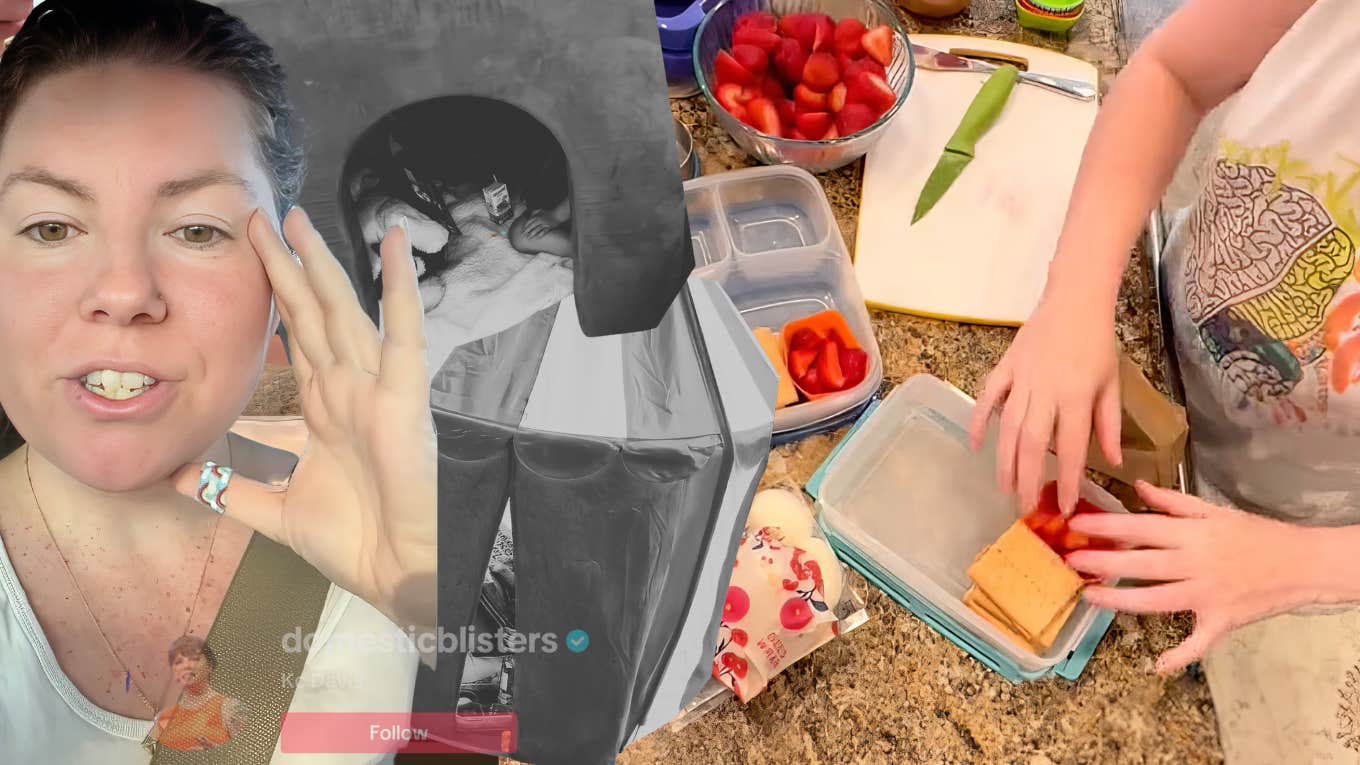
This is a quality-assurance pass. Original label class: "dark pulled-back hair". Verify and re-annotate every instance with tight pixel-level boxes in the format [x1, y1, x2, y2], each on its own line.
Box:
[0, 0, 305, 459]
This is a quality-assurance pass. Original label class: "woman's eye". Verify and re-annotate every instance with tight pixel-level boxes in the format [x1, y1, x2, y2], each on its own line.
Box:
[22, 221, 75, 244]
[172, 224, 229, 248]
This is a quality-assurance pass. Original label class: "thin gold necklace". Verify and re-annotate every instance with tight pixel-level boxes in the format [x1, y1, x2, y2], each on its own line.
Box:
[24, 441, 225, 737]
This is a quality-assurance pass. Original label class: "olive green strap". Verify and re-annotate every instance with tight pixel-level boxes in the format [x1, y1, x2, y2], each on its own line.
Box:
[150, 532, 332, 764]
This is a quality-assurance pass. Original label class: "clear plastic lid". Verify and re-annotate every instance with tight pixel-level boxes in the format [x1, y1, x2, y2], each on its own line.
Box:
[816, 375, 1124, 673]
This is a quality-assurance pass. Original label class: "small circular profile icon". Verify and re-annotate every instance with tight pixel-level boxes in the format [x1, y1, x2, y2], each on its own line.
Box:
[565, 629, 590, 654]
[151, 635, 248, 752]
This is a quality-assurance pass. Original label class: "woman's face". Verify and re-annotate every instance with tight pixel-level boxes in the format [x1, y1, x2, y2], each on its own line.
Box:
[171, 650, 211, 689]
[0, 62, 279, 491]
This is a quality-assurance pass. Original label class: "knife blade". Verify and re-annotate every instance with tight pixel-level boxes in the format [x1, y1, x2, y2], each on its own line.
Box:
[911, 65, 1019, 225]
[910, 42, 1096, 101]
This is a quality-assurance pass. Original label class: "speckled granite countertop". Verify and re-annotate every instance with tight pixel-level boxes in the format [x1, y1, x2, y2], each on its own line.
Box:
[615, 1, 1223, 763]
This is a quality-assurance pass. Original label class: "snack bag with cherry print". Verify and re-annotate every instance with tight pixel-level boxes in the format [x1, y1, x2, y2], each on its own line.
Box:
[711, 526, 838, 702]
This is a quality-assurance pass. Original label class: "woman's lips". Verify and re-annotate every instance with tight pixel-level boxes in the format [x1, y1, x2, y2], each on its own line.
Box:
[65, 378, 176, 421]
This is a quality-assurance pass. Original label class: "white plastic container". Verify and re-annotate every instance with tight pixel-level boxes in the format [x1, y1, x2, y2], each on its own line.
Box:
[814, 374, 1124, 676]
[686, 165, 883, 439]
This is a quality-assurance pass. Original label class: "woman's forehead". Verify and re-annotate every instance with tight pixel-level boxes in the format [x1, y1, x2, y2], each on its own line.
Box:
[0, 62, 270, 199]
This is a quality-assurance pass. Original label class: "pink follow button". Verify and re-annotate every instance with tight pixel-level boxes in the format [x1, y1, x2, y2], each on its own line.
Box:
[278, 712, 518, 754]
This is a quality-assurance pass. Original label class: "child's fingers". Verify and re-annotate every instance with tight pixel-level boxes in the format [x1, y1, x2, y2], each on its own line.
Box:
[1094, 379, 1123, 467]
[1154, 620, 1221, 675]
[1064, 548, 1187, 582]
[1067, 510, 1187, 548]
[1135, 481, 1217, 518]
[1054, 403, 1092, 515]
[1014, 397, 1056, 513]
[1082, 581, 1193, 614]
[970, 364, 1011, 451]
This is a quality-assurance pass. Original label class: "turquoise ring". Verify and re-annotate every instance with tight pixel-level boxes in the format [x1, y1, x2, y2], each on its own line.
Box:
[196, 460, 234, 515]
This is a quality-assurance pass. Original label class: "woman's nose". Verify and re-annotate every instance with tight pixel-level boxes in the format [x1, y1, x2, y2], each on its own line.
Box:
[79, 246, 168, 325]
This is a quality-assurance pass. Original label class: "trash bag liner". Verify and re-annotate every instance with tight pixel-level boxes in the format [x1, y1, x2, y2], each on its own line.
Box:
[625, 278, 777, 743]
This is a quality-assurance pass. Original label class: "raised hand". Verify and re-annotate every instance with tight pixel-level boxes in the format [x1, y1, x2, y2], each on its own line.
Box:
[172, 207, 437, 631]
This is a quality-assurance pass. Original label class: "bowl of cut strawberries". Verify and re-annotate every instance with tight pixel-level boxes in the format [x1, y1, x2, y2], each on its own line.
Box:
[694, 0, 913, 173]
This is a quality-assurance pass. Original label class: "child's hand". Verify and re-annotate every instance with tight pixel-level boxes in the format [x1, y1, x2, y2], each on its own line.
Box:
[969, 290, 1123, 516]
[1063, 481, 1317, 674]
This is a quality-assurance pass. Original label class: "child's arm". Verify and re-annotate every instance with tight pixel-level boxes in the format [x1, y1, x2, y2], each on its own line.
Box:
[971, 0, 1319, 517]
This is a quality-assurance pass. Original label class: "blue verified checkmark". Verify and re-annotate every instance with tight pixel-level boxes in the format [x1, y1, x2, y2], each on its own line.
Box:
[566, 629, 589, 653]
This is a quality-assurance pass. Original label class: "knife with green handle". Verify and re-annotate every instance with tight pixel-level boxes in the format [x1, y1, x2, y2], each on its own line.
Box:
[911, 65, 1021, 224]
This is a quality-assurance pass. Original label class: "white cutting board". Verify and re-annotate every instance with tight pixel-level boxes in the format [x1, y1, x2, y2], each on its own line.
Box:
[855, 35, 1099, 326]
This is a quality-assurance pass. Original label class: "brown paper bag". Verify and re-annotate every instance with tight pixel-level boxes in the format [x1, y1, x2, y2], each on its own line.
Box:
[1085, 353, 1187, 488]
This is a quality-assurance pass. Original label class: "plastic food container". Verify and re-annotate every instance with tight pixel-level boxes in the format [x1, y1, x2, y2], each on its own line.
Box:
[808, 374, 1124, 681]
[686, 165, 883, 442]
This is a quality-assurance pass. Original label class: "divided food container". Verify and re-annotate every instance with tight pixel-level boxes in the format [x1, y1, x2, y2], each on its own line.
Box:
[806, 374, 1123, 681]
[686, 165, 883, 442]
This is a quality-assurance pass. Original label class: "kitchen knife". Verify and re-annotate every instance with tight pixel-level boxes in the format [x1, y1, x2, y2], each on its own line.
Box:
[911, 65, 1019, 225]
[910, 42, 1096, 101]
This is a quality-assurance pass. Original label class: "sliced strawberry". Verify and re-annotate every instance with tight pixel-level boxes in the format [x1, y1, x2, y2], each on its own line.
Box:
[861, 25, 893, 67]
[836, 102, 876, 135]
[1037, 481, 1061, 516]
[1059, 530, 1093, 553]
[734, 11, 777, 34]
[1022, 509, 1055, 532]
[793, 83, 827, 112]
[772, 37, 807, 85]
[777, 98, 797, 126]
[1038, 513, 1067, 543]
[810, 14, 836, 53]
[800, 365, 824, 394]
[846, 70, 896, 114]
[788, 347, 818, 379]
[761, 76, 786, 101]
[716, 82, 746, 115]
[822, 124, 839, 140]
[816, 339, 848, 390]
[795, 111, 833, 140]
[778, 13, 818, 51]
[732, 26, 782, 55]
[827, 82, 848, 112]
[842, 56, 886, 81]
[745, 97, 781, 137]
[834, 18, 867, 58]
[789, 327, 824, 351]
[839, 346, 868, 387]
[788, 128, 809, 141]
[801, 52, 840, 92]
[715, 50, 757, 86]
[731, 44, 768, 78]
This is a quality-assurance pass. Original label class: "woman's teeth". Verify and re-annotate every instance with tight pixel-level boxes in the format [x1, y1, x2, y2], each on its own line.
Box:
[81, 370, 158, 401]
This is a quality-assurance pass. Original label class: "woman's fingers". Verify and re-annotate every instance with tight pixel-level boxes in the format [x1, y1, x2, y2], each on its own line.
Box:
[1093, 378, 1123, 467]
[376, 220, 430, 399]
[247, 210, 336, 371]
[273, 298, 314, 391]
[1067, 510, 1189, 548]
[1014, 397, 1056, 513]
[1054, 399, 1093, 515]
[282, 208, 382, 374]
[970, 364, 1012, 450]
[171, 461, 286, 545]
[1155, 620, 1222, 675]
[1082, 581, 1194, 614]
[1064, 547, 1188, 582]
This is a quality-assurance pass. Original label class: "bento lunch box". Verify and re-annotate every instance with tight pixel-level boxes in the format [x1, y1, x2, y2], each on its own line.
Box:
[686, 165, 884, 443]
[806, 374, 1122, 682]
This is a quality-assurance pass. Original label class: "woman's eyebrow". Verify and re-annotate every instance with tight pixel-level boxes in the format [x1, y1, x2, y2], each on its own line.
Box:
[0, 167, 256, 203]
